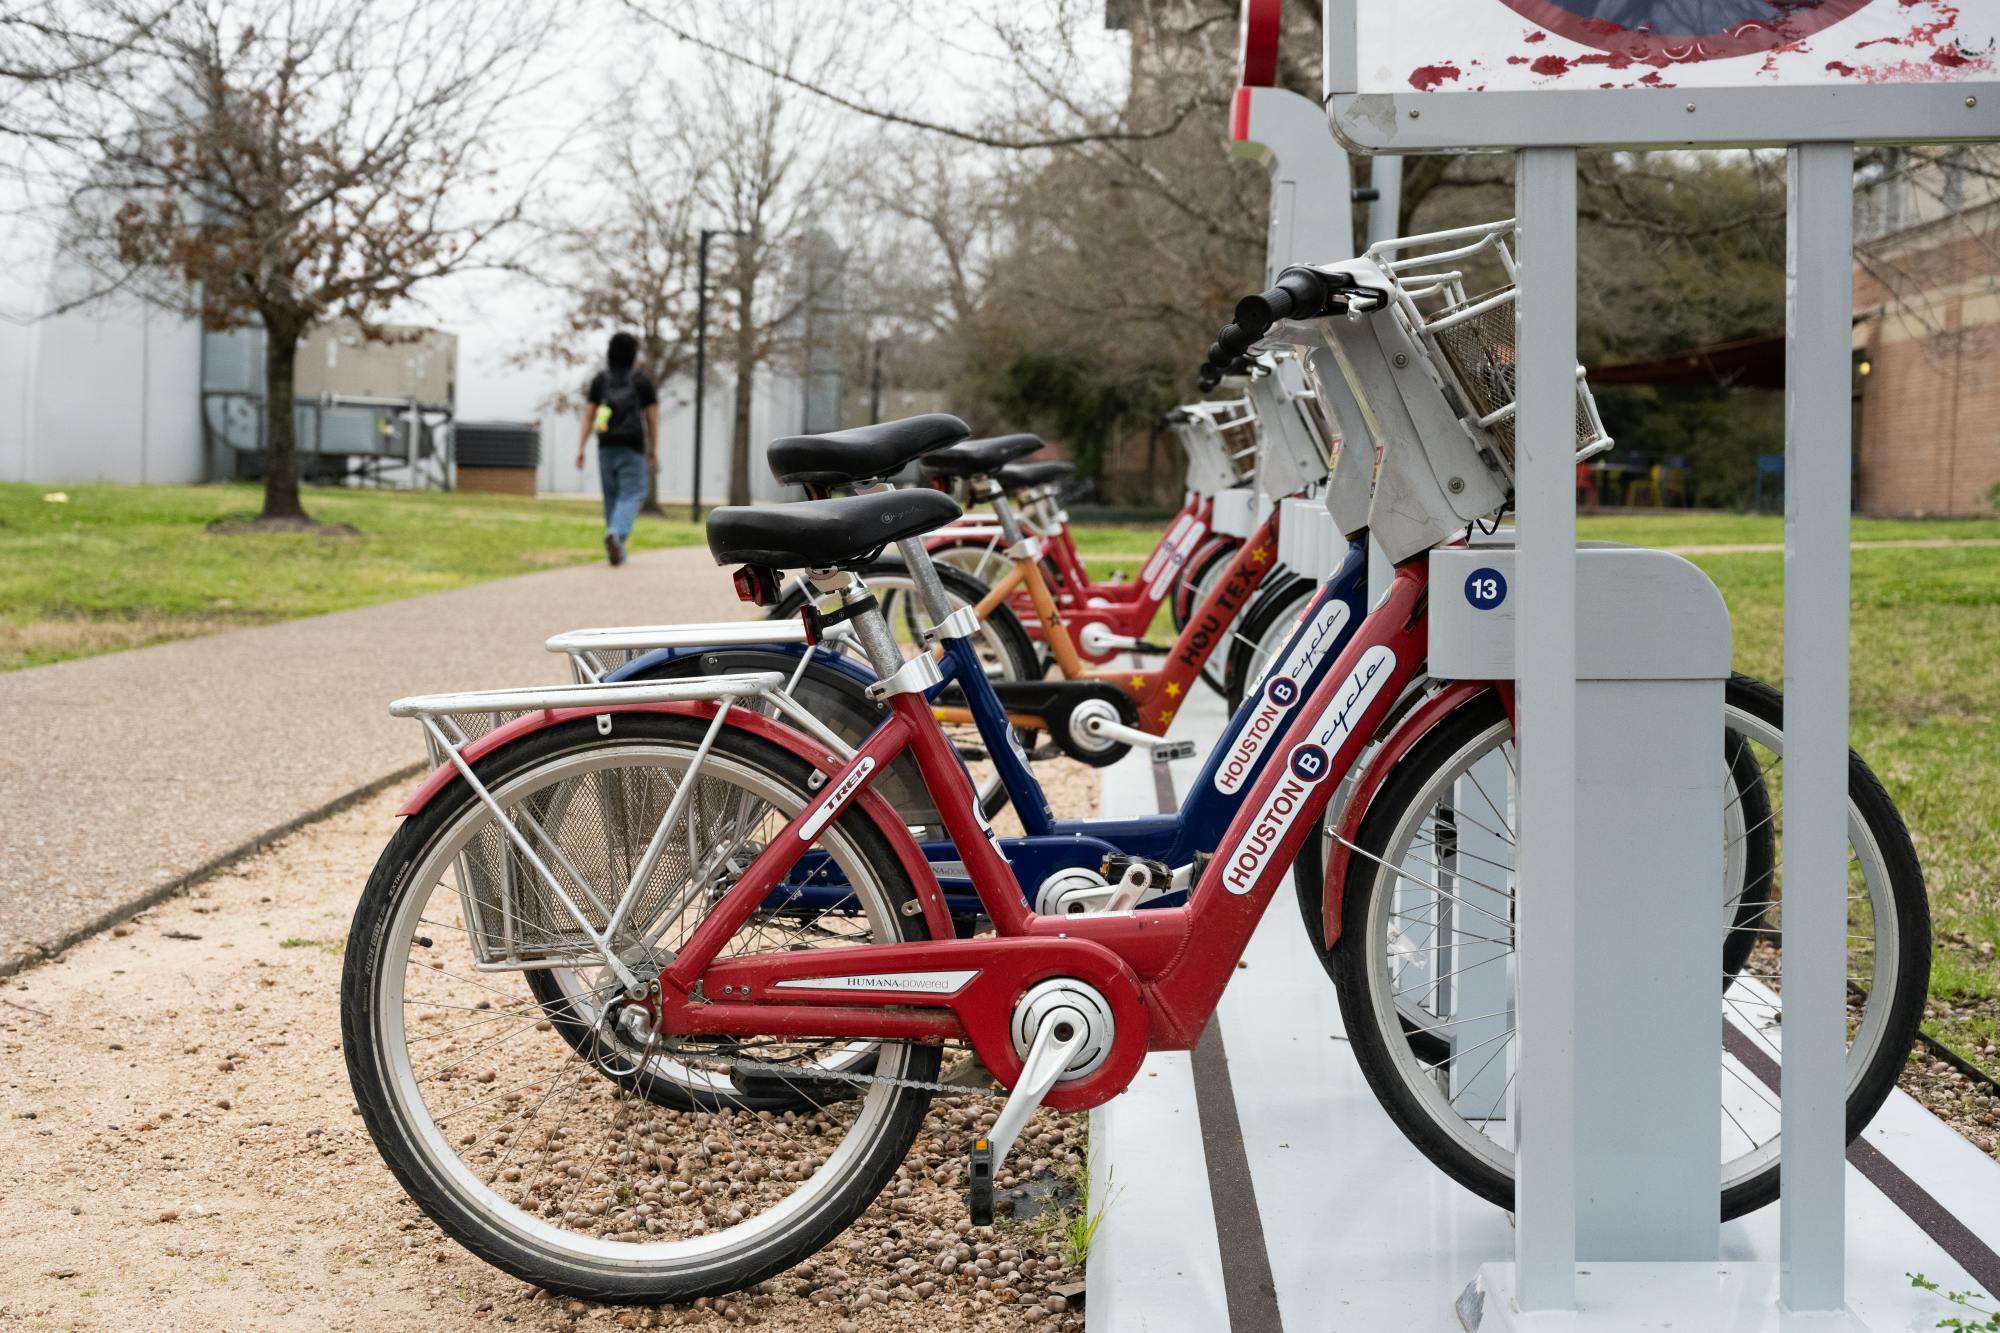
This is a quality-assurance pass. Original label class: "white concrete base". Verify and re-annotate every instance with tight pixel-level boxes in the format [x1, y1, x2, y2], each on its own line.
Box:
[1459, 1263, 1870, 1332]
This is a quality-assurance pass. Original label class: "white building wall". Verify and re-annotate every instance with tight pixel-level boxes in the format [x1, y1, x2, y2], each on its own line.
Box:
[0, 292, 205, 486]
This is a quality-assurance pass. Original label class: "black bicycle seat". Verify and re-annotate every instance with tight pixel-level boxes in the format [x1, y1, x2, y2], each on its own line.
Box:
[995, 460, 1074, 493]
[767, 414, 969, 489]
[920, 433, 1043, 480]
[707, 489, 963, 570]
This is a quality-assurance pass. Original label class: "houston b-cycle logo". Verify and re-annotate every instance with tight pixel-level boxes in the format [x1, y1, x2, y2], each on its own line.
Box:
[1499, 0, 1872, 63]
[1213, 598, 1352, 794]
[1221, 644, 1396, 896]
[1143, 516, 1209, 599]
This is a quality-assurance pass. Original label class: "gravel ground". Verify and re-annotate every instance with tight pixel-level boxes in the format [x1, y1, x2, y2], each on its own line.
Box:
[0, 758, 1104, 1333]
[1899, 1045, 2000, 1163]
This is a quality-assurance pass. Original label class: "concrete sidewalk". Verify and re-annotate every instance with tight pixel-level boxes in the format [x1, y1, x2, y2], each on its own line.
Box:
[0, 545, 747, 974]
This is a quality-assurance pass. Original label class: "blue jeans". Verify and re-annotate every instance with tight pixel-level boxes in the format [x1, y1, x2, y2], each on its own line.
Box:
[598, 446, 648, 543]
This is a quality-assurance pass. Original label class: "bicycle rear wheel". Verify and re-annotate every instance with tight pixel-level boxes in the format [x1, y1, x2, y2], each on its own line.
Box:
[1325, 678, 1927, 1219]
[344, 713, 937, 1302]
[1172, 533, 1239, 632]
[1222, 574, 1316, 714]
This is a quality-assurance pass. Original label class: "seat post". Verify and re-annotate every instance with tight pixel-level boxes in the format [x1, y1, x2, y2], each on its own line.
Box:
[984, 484, 1029, 548]
[851, 479, 961, 630]
[893, 537, 961, 629]
[809, 568, 908, 683]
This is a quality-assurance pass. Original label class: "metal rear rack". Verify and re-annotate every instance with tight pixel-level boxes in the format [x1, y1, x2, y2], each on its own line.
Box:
[390, 671, 838, 984]
[546, 620, 810, 682]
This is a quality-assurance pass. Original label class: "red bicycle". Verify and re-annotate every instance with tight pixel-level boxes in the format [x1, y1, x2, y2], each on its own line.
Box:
[342, 229, 1926, 1304]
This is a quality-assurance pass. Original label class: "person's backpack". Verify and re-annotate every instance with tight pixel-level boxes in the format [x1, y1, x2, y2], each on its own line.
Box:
[597, 368, 646, 444]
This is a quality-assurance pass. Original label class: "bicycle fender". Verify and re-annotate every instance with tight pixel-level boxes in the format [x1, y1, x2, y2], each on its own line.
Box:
[394, 701, 955, 943]
[1321, 679, 1499, 951]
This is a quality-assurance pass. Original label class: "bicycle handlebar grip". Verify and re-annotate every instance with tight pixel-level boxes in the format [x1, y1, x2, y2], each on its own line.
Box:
[1232, 269, 1328, 339]
[1213, 323, 1253, 359]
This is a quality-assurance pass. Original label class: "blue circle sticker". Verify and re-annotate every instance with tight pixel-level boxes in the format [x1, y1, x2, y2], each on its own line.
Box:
[1464, 567, 1507, 611]
[1264, 676, 1300, 707]
[1288, 743, 1331, 783]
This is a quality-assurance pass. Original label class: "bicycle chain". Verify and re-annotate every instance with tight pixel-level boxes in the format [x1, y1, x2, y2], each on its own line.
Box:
[653, 1042, 1003, 1098]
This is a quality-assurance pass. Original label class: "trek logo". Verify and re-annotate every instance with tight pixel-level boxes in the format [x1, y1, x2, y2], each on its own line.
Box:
[798, 756, 877, 839]
[1145, 518, 1210, 600]
[1223, 740, 1333, 895]
[1213, 598, 1353, 795]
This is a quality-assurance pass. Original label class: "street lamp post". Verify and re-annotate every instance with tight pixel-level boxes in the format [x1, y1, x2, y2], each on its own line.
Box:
[690, 227, 744, 523]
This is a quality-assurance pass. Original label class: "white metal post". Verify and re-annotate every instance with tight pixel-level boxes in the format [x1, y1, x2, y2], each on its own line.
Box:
[1779, 140, 1856, 1314]
[1367, 156, 1403, 247]
[1509, 145, 1580, 1313]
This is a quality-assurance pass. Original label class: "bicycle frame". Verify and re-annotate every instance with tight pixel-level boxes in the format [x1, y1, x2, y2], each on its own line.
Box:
[590, 539, 1373, 917]
[938, 492, 1214, 631]
[933, 504, 1282, 735]
[644, 556, 1439, 1110]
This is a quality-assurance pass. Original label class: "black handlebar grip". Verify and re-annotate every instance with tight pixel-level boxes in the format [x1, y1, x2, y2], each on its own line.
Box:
[1213, 323, 1253, 359]
[1233, 269, 1330, 337]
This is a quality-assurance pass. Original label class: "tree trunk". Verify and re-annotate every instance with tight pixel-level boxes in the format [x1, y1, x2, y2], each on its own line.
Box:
[728, 273, 757, 507]
[260, 316, 309, 522]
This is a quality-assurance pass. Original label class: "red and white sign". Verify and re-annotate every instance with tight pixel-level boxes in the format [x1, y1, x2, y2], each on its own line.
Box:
[1360, 0, 1993, 95]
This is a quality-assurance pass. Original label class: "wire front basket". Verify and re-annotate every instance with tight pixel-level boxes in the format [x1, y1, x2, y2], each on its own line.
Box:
[1368, 220, 1612, 479]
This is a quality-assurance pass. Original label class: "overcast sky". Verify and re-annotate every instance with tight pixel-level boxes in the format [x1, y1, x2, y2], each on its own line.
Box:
[403, 0, 1135, 424]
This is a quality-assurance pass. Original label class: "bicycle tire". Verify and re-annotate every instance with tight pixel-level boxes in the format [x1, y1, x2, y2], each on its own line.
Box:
[1322, 678, 1927, 1220]
[344, 713, 937, 1303]
[1172, 534, 1239, 632]
[1222, 574, 1316, 715]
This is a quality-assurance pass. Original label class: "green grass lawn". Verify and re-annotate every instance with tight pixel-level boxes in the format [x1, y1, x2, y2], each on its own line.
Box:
[1081, 515, 2000, 1078]
[0, 482, 704, 671]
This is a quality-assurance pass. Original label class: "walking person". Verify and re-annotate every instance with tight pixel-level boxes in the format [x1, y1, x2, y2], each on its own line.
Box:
[576, 331, 659, 566]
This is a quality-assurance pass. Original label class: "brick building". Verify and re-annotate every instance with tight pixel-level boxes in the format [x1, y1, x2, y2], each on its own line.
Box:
[1852, 148, 2000, 518]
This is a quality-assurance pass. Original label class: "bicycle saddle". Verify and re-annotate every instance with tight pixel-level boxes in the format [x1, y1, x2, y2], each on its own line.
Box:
[994, 460, 1073, 493]
[767, 413, 968, 489]
[707, 489, 963, 570]
[919, 433, 1043, 480]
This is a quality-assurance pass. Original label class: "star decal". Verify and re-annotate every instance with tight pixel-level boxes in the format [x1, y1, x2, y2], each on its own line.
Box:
[1250, 545, 1270, 563]
[1129, 674, 1146, 689]
[1164, 681, 1181, 698]
[1158, 709, 1175, 725]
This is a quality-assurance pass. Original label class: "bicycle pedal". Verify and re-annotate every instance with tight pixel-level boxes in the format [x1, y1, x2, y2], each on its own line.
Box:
[1150, 739, 1197, 762]
[968, 1139, 995, 1227]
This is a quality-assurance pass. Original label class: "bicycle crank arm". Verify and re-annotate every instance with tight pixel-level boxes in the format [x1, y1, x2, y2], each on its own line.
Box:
[969, 1010, 1089, 1226]
[1077, 623, 1171, 658]
[1076, 711, 1193, 763]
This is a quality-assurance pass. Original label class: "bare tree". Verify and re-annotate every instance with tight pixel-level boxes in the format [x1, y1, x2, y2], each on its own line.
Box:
[30, 0, 553, 527]
[525, 120, 707, 514]
[654, 2, 859, 506]
[0, 3, 163, 137]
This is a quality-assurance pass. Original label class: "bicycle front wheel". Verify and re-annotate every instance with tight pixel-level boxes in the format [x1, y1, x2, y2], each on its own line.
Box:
[1328, 678, 1928, 1219]
[343, 713, 938, 1302]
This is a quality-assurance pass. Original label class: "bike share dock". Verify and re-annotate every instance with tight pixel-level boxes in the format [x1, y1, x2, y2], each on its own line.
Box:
[1083, 683, 2000, 1333]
